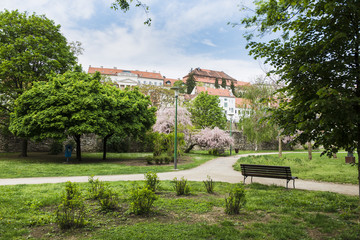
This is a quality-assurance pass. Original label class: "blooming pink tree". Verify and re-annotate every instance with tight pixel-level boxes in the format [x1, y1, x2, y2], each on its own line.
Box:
[153, 107, 192, 134]
[193, 127, 234, 151]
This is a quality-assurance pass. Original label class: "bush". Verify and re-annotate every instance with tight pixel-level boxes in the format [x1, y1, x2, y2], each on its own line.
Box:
[88, 176, 119, 211]
[49, 140, 63, 155]
[203, 175, 215, 194]
[98, 188, 119, 212]
[129, 186, 158, 215]
[88, 176, 107, 200]
[146, 156, 153, 165]
[144, 171, 160, 192]
[56, 181, 86, 229]
[172, 177, 191, 196]
[225, 184, 246, 215]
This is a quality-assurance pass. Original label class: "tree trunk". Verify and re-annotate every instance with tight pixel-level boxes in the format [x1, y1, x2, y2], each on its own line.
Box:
[307, 142, 312, 160]
[102, 134, 113, 160]
[278, 136, 282, 158]
[184, 143, 197, 153]
[358, 144, 360, 199]
[73, 135, 81, 161]
[20, 138, 28, 157]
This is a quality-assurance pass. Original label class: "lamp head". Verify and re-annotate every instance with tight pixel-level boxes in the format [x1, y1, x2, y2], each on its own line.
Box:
[171, 86, 180, 97]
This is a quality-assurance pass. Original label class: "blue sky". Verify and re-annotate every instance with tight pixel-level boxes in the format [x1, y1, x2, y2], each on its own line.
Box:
[2, 0, 266, 82]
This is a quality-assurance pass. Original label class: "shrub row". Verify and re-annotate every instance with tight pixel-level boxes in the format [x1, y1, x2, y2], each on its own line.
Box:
[146, 156, 173, 165]
[55, 174, 246, 230]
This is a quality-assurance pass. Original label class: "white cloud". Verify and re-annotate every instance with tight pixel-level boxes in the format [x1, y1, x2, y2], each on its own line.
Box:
[201, 39, 217, 47]
[1, 0, 264, 82]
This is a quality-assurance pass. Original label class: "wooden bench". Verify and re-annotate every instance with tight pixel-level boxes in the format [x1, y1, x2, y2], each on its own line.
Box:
[240, 164, 298, 188]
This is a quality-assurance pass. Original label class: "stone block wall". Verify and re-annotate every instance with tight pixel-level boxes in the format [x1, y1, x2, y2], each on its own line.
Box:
[0, 131, 288, 153]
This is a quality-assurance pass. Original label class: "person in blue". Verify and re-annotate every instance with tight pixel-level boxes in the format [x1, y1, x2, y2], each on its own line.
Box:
[65, 144, 73, 163]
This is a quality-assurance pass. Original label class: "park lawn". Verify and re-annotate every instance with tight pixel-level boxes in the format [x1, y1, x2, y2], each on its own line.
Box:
[0, 150, 267, 179]
[0, 151, 221, 178]
[234, 152, 358, 184]
[0, 180, 359, 240]
[0, 151, 213, 178]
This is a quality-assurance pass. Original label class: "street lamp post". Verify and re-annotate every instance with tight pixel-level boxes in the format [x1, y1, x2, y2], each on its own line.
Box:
[171, 86, 180, 170]
[228, 113, 234, 156]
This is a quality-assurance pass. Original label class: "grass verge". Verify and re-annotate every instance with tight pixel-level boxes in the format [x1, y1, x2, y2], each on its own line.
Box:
[234, 152, 358, 184]
[0, 180, 359, 239]
[0, 151, 220, 178]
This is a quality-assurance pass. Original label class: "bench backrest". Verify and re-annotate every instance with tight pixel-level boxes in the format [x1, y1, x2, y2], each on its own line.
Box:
[240, 164, 293, 180]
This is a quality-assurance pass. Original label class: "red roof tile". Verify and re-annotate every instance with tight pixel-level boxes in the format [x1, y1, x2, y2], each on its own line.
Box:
[88, 66, 164, 80]
[163, 78, 184, 87]
[183, 68, 250, 87]
[195, 86, 234, 98]
[235, 98, 252, 108]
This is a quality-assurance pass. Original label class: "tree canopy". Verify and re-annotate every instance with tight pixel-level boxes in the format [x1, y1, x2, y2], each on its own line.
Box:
[188, 92, 227, 129]
[0, 10, 77, 155]
[241, 0, 360, 194]
[10, 70, 156, 160]
[186, 73, 196, 94]
[239, 83, 278, 151]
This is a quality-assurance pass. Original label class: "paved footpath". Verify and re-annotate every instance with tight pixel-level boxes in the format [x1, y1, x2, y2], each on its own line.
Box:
[0, 153, 358, 196]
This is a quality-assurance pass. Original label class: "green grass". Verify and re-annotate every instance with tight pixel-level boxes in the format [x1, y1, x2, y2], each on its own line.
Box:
[0, 180, 359, 239]
[234, 152, 358, 184]
[0, 151, 221, 178]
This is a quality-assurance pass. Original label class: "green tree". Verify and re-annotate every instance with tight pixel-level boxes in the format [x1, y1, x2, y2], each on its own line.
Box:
[173, 80, 186, 93]
[0, 10, 77, 156]
[221, 78, 227, 89]
[215, 78, 220, 89]
[241, 0, 360, 195]
[10, 70, 156, 161]
[186, 72, 196, 94]
[239, 83, 278, 151]
[100, 87, 156, 160]
[188, 92, 227, 129]
[230, 81, 236, 96]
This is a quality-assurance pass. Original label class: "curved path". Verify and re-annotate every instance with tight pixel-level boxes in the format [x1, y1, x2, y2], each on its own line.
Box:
[0, 153, 358, 196]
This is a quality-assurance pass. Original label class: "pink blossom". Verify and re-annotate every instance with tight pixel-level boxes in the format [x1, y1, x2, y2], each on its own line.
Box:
[153, 107, 192, 134]
[193, 127, 234, 150]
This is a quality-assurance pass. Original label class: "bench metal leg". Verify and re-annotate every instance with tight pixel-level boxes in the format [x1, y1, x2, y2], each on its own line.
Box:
[286, 179, 289, 189]
[243, 176, 247, 184]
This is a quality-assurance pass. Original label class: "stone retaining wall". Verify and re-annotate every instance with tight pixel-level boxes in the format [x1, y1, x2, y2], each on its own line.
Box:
[0, 131, 288, 153]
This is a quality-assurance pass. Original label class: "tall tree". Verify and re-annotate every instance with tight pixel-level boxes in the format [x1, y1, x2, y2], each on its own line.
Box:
[221, 78, 227, 89]
[173, 80, 186, 93]
[230, 81, 236, 96]
[99, 87, 156, 160]
[239, 83, 278, 151]
[215, 78, 220, 89]
[111, 0, 151, 25]
[188, 92, 227, 129]
[241, 0, 360, 195]
[186, 72, 196, 94]
[0, 10, 77, 156]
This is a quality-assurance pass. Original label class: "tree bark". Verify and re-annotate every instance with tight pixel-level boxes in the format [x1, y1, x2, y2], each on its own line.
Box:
[184, 143, 197, 153]
[102, 134, 113, 160]
[73, 135, 81, 161]
[20, 138, 28, 157]
[278, 136, 282, 158]
[307, 142, 312, 160]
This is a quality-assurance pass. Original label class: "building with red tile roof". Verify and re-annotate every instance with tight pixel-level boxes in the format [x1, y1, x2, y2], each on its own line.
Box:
[183, 68, 250, 89]
[88, 66, 164, 87]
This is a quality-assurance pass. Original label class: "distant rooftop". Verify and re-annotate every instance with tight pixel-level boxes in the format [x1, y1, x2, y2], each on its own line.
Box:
[88, 66, 164, 80]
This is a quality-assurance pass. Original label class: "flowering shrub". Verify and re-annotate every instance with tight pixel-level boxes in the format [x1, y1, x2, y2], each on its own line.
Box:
[193, 127, 234, 151]
[152, 107, 192, 135]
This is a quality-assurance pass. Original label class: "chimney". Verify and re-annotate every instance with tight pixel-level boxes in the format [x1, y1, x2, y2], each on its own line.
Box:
[114, 67, 117, 69]
[100, 66, 103, 68]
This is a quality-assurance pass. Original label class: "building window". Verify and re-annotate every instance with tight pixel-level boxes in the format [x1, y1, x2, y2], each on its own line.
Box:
[224, 103, 228, 108]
